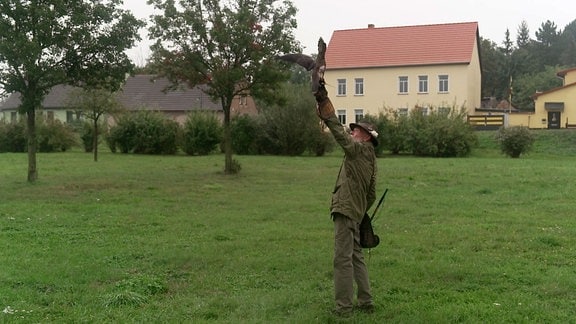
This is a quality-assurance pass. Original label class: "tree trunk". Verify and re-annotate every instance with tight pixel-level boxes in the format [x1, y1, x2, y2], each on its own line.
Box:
[93, 118, 99, 162]
[223, 105, 234, 174]
[26, 109, 38, 182]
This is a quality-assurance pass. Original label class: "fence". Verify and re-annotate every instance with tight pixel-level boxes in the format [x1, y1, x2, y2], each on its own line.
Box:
[467, 115, 505, 130]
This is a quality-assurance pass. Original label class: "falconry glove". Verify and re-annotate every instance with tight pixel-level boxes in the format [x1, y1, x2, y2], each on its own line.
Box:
[314, 83, 335, 120]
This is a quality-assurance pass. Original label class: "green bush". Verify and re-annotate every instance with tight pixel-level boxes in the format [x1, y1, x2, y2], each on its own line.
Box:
[0, 119, 27, 152]
[80, 121, 106, 153]
[106, 114, 137, 153]
[107, 111, 180, 155]
[307, 128, 335, 157]
[230, 114, 261, 155]
[496, 126, 535, 158]
[406, 106, 477, 157]
[37, 119, 77, 152]
[182, 111, 222, 155]
[257, 83, 320, 156]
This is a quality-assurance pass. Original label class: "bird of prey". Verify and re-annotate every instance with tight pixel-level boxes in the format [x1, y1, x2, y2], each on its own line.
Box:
[277, 38, 327, 93]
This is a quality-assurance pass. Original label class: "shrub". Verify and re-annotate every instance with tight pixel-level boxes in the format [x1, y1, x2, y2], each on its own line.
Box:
[0, 119, 27, 152]
[182, 111, 222, 155]
[381, 109, 411, 155]
[307, 128, 335, 157]
[496, 126, 535, 158]
[230, 114, 261, 155]
[406, 106, 477, 157]
[106, 114, 137, 153]
[37, 119, 77, 152]
[257, 83, 320, 156]
[80, 121, 106, 153]
[106, 111, 180, 155]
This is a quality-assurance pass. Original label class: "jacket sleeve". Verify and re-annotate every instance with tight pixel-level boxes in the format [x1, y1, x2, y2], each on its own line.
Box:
[323, 114, 360, 156]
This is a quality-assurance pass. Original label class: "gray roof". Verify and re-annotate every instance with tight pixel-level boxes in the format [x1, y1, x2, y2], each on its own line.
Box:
[0, 74, 220, 112]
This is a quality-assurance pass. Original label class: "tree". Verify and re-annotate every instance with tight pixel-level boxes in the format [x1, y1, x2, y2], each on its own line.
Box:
[534, 20, 561, 69]
[558, 19, 576, 67]
[480, 37, 508, 98]
[147, 0, 300, 174]
[0, 0, 144, 182]
[66, 88, 124, 162]
[512, 65, 563, 111]
[516, 20, 531, 48]
[501, 29, 515, 56]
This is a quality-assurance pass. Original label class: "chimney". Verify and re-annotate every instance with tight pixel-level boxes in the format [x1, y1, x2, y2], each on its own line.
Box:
[368, 24, 375, 28]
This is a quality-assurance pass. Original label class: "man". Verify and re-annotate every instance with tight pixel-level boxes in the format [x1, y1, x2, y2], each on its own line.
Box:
[314, 82, 378, 317]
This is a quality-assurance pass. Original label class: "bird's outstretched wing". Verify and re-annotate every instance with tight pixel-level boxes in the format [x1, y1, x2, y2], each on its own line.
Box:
[312, 38, 327, 93]
[277, 53, 315, 71]
[277, 38, 327, 92]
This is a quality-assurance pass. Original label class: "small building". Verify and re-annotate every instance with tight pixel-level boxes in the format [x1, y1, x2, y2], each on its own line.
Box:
[528, 67, 576, 129]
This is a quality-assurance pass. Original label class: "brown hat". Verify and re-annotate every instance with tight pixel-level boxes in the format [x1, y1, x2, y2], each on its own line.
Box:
[349, 122, 379, 147]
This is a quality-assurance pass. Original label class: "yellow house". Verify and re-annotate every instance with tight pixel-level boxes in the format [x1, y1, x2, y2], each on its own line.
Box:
[324, 22, 482, 124]
[528, 67, 576, 129]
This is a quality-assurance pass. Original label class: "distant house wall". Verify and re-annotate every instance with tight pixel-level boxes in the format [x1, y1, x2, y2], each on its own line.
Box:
[325, 63, 475, 119]
[528, 68, 576, 129]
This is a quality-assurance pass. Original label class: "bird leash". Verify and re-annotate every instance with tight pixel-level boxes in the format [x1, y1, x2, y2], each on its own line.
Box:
[367, 188, 389, 261]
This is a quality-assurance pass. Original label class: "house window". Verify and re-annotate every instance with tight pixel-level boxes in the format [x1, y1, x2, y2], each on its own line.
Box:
[337, 79, 347, 96]
[399, 76, 408, 94]
[438, 75, 449, 93]
[46, 111, 54, 121]
[66, 111, 75, 123]
[418, 75, 428, 93]
[421, 107, 429, 116]
[337, 109, 346, 124]
[239, 95, 247, 106]
[355, 78, 364, 95]
[354, 109, 364, 122]
[398, 108, 408, 116]
[10, 111, 18, 123]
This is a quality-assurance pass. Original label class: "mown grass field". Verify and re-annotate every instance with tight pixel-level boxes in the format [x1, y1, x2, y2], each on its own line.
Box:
[2, 130, 576, 323]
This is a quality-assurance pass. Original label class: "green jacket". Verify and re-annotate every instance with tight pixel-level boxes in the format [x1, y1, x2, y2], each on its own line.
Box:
[324, 115, 377, 223]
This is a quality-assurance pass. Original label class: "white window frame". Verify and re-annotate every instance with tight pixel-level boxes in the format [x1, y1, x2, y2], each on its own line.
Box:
[354, 109, 364, 122]
[438, 74, 449, 93]
[399, 76, 408, 94]
[418, 75, 428, 93]
[337, 109, 347, 124]
[354, 78, 364, 96]
[337, 79, 347, 96]
[398, 108, 409, 117]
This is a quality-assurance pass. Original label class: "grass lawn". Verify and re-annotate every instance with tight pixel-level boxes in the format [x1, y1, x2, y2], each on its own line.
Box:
[2, 130, 576, 323]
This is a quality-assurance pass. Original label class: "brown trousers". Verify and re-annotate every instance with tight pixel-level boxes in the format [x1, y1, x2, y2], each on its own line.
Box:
[332, 213, 373, 311]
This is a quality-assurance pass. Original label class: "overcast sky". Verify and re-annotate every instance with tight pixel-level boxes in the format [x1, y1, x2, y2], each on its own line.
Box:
[123, 0, 575, 65]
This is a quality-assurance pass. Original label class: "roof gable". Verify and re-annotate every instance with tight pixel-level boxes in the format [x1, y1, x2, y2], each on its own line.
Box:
[326, 22, 479, 69]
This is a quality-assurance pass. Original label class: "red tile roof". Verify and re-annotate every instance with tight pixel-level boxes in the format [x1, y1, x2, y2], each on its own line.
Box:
[326, 22, 479, 69]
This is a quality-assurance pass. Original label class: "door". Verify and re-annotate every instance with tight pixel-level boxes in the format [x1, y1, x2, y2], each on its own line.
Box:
[548, 111, 561, 129]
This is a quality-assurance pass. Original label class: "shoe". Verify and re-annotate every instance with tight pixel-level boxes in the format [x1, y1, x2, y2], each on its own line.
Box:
[356, 304, 375, 314]
[332, 308, 353, 318]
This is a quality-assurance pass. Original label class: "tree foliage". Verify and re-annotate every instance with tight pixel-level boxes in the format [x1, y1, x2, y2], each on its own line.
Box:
[481, 19, 576, 111]
[147, 0, 300, 174]
[0, 0, 144, 181]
